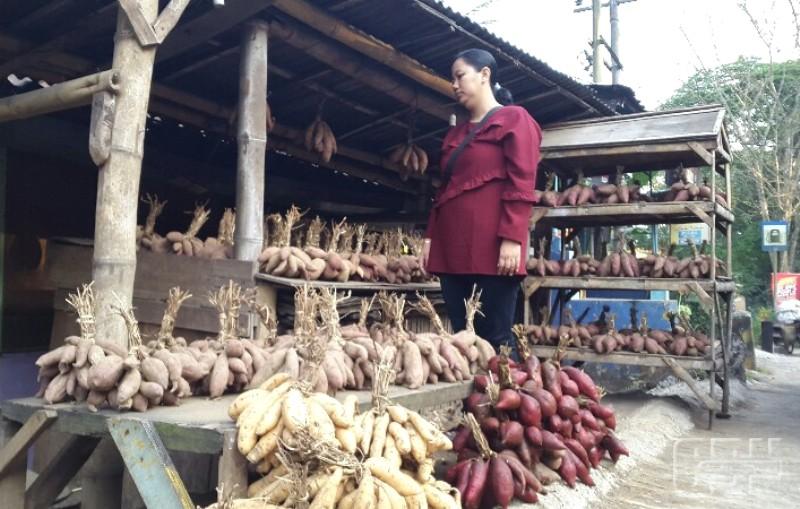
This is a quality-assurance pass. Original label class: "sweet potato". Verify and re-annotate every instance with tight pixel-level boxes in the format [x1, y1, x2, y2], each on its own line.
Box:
[499, 421, 524, 448]
[117, 367, 142, 403]
[541, 429, 566, 451]
[88, 355, 124, 391]
[209, 353, 230, 398]
[36, 346, 68, 368]
[558, 395, 580, 420]
[401, 341, 425, 389]
[490, 456, 514, 508]
[463, 459, 489, 509]
[529, 388, 558, 417]
[44, 372, 69, 403]
[495, 389, 521, 411]
[518, 393, 542, 427]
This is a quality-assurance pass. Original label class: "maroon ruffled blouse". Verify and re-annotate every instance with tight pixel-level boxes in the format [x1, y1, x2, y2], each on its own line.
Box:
[425, 106, 542, 276]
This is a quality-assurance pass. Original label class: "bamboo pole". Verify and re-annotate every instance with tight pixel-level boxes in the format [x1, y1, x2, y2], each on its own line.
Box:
[0, 70, 119, 122]
[271, 0, 454, 98]
[234, 22, 269, 262]
[268, 20, 451, 121]
[92, 2, 159, 350]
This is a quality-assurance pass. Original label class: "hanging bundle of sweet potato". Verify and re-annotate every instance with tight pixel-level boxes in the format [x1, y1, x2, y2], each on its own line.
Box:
[304, 116, 338, 163]
[389, 143, 429, 177]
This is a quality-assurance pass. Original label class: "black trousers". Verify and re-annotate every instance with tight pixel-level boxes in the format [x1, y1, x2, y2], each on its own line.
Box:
[439, 274, 522, 351]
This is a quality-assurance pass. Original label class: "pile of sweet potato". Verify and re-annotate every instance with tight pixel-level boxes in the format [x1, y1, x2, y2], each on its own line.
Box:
[524, 308, 711, 358]
[257, 207, 430, 284]
[136, 195, 235, 259]
[528, 236, 727, 279]
[449, 346, 627, 507]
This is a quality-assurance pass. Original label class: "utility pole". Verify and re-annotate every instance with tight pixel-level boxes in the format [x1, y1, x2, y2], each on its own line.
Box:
[609, 0, 621, 84]
[592, 0, 602, 83]
[575, 0, 637, 84]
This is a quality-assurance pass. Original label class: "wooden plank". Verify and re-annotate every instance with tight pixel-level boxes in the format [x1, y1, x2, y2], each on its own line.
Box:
[662, 357, 720, 411]
[530, 345, 714, 371]
[118, 0, 160, 47]
[24, 435, 101, 509]
[0, 418, 24, 509]
[688, 281, 714, 312]
[531, 201, 734, 228]
[542, 107, 723, 149]
[153, 0, 192, 43]
[525, 275, 735, 293]
[107, 418, 194, 509]
[685, 203, 714, 229]
[255, 273, 441, 291]
[271, 0, 453, 98]
[687, 141, 714, 167]
[0, 410, 57, 476]
[217, 430, 247, 500]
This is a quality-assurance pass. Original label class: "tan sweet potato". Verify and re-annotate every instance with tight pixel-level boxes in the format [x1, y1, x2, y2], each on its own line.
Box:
[117, 368, 142, 403]
[87, 344, 105, 365]
[152, 350, 183, 390]
[209, 353, 230, 398]
[401, 341, 425, 389]
[132, 393, 149, 412]
[225, 339, 245, 358]
[88, 355, 125, 391]
[44, 373, 69, 404]
[36, 346, 67, 368]
[141, 356, 170, 389]
[58, 345, 78, 373]
[73, 337, 93, 368]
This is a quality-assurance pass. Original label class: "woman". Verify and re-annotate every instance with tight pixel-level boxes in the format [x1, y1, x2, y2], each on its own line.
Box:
[422, 48, 542, 351]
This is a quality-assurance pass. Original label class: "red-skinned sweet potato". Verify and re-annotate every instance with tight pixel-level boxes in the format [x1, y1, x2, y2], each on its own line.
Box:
[518, 393, 542, 427]
[489, 456, 514, 508]
[495, 389, 521, 411]
[500, 420, 524, 448]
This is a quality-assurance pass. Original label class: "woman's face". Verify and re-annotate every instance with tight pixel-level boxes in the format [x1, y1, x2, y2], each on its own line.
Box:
[451, 58, 487, 110]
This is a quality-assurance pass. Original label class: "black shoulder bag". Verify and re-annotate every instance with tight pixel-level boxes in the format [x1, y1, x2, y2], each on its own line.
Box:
[441, 106, 503, 186]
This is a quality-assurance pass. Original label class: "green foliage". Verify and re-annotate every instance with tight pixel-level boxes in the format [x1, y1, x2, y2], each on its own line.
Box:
[661, 57, 800, 310]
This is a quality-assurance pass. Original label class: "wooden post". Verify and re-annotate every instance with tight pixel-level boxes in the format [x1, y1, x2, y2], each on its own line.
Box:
[92, 1, 159, 348]
[234, 22, 269, 263]
[0, 148, 5, 353]
[0, 418, 24, 509]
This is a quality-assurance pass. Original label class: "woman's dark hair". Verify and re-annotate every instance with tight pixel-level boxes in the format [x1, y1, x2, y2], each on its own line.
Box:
[454, 48, 514, 105]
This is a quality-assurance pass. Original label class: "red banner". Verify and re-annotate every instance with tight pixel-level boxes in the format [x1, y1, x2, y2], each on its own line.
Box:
[773, 273, 800, 306]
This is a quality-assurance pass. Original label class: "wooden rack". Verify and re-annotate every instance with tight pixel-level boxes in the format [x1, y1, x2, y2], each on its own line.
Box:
[528, 106, 734, 428]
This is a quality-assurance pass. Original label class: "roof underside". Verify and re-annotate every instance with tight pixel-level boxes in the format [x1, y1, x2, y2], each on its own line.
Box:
[0, 0, 638, 215]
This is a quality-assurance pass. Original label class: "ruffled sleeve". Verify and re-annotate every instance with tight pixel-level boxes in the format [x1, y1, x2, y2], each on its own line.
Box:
[496, 107, 542, 244]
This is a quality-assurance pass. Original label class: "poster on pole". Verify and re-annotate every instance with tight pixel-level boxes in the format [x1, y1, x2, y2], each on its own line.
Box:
[761, 220, 789, 252]
[773, 273, 800, 320]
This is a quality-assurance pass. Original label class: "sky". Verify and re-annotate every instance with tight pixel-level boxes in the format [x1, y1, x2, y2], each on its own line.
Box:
[440, 0, 799, 109]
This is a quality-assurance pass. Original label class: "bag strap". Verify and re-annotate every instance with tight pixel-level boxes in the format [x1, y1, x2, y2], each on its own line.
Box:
[441, 106, 503, 185]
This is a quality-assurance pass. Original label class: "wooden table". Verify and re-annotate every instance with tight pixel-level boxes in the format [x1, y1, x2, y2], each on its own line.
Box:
[0, 381, 471, 508]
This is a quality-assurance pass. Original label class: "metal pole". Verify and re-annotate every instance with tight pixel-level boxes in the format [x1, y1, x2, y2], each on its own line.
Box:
[234, 22, 269, 262]
[610, 0, 621, 84]
[592, 0, 602, 83]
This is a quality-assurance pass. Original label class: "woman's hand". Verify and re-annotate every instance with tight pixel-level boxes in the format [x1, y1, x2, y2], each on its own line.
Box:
[421, 239, 432, 272]
[497, 239, 521, 276]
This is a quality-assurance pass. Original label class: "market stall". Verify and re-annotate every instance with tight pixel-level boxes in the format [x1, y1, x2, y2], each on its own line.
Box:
[524, 105, 734, 427]
[0, 1, 657, 508]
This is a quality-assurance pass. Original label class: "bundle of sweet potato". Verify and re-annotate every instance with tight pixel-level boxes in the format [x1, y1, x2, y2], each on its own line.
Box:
[388, 142, 430, 178]
[136, 195, 235, 259]
[524, 307, 710, 358]
[661, 168, 729, 207]
[257, 207, 431, 284]
[451, 345, 627, 507]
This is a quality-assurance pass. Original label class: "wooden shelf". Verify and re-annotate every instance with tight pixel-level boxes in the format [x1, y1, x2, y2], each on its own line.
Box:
[525, 275, 736, 293]
[255, 273, 441, 292]
[530, 345, 715, 371]
[531, 201, 734, 229]
[0, 381, 471, 455]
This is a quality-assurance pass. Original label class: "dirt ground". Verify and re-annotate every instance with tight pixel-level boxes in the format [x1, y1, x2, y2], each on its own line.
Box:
[512, 350, 800, 508]
[590, 350, 800, 508]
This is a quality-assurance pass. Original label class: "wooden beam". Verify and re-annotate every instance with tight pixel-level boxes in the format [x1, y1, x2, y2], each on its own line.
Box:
[93, 0, 159, 349]
[157, 1, 276, 63]
[268, 20, 452, 121]
[0, 419, 23, 509]
[0, 70, 120, 123]
[0, 410, 57, 476]
[684, 203, 714, 229]
[0, 4, 117, 78]
[687, 281, 714, 312]
[118, 0, 160, 47]
[271, 0, 454, 98]
[153, 0, 193, 42]
[234, 22, 269, 262]
[217, 430, 247, 500]
[24, 436, 101, 509]
[687, 141, 714, 167]
[661, 357, 720, 411]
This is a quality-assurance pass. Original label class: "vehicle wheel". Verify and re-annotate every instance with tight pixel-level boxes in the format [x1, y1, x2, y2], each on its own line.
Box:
[786, 339, 795, 355]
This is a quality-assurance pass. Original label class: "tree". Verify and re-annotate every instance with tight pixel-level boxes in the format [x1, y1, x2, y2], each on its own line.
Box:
[664, 57, 800, 274]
